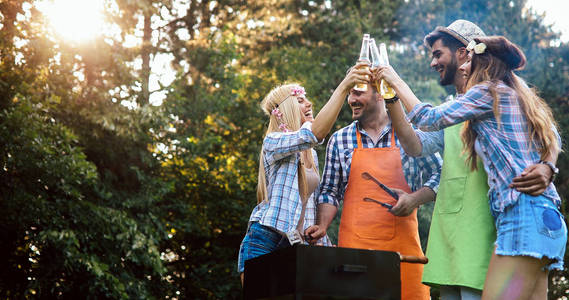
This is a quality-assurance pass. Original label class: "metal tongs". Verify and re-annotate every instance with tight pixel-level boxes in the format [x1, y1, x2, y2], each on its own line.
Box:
[363, 197, 393, 209]
[360, 172, 428, 264]
[361, 172, 399, 200]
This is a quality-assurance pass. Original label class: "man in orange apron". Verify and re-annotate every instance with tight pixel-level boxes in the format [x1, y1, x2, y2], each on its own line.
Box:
[305, 82, 441, 300]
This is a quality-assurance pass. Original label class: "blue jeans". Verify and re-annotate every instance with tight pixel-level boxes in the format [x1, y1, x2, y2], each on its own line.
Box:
[440, 285, 482, 300]
[237, 222, 290, 273]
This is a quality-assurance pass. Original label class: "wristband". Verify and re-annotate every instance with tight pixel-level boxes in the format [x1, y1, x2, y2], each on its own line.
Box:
[384, 95, 399, 104]
[539, 160, 558, 183]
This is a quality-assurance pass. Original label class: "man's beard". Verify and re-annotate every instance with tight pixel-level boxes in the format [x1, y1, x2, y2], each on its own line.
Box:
[440, 56, 458, 86]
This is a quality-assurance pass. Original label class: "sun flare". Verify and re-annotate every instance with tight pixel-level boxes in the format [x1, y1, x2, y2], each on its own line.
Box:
[36, 0, 106, 43]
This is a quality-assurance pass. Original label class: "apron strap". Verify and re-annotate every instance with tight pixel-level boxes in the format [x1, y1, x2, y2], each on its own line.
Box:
[356, 128, 363, 149]
[390, 128, 397, 149]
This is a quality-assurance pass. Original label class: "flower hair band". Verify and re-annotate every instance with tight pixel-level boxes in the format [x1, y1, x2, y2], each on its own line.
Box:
[290, 86, 306, 97]
[466, 40, 487, 54]
[271, 85, 307, 133]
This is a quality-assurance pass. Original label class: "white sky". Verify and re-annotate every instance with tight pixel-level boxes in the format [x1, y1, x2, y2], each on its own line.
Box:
[526, 0, 569, 42]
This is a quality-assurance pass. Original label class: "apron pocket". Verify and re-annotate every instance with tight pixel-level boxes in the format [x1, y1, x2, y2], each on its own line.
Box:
[436, 176, 466, 214]
[353, 204, 395, 240]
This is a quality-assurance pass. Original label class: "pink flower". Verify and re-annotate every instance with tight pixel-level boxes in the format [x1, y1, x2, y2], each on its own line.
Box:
[291, 86, 306, 97]
[279, 123, 289, 132]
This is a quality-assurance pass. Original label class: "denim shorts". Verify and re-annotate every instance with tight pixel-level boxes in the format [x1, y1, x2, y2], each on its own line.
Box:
[439, 285, 482, 300]
[237, 222, 291, 273]
[492, 193, 567, 271]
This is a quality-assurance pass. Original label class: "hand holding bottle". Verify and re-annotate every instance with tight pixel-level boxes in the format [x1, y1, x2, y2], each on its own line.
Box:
[354, 34, 371, 91]
[374, 65, 403, 91]
[341, 62, 372, 93]
[369, 40, 397, 99]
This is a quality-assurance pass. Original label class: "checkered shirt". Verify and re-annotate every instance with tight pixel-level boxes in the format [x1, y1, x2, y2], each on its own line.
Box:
[317, 121, 442, 207]
[408, 82, 561, 211]
[248, 122, 330, 245]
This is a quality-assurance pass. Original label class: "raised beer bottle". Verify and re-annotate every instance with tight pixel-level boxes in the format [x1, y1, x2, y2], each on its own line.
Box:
[354, 34, 371, 91]
[369, 38, 382, 93]
[378, 42, 397, 99]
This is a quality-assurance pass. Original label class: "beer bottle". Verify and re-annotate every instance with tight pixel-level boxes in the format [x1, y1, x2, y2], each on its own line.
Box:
[378, 42, 396, 99]
[354, 34, 371, 91]
[369, 38, 382, 93]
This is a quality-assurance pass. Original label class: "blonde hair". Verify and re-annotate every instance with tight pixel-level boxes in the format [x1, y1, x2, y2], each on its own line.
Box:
[256, 83, 318, 204]
[460, 36, 560, 170]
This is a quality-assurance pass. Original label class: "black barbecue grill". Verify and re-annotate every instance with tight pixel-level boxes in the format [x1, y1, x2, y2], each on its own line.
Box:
[243, 244, 426, 299]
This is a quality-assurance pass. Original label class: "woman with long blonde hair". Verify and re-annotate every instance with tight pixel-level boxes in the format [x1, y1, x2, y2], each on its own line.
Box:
[377, 36, 565, 299]
[238, 63, 370, 285]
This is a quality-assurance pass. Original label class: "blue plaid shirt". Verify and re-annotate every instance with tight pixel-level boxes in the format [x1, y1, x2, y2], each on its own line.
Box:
[408, 82, 561, 211]
[416, 95, 561, 157]
[415, 95, 456, 157]
[317, 121, 442, 207]
[417, 130, 445, 157]
[248, 122, 330, 245]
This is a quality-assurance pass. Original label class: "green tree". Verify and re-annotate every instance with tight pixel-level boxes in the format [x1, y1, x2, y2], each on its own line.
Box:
[0, 96, 169, 298]
[1, 1, 171, 298]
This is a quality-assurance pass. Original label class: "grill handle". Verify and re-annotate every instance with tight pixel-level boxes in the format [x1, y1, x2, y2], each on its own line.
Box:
[399, 255, 428, 264]
[334, 264, 368, 273]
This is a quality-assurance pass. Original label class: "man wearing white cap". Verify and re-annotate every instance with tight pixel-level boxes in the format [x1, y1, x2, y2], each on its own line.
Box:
[405, 20, 559, 300]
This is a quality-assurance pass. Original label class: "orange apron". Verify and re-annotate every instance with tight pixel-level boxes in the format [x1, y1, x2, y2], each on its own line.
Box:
[338, 129, 430, 300]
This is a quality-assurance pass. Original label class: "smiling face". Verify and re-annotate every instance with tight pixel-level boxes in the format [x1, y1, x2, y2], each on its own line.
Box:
[459, 51, 473, 81]
[297, 95, 314, 123]
[430, 39, 460, 86]
[347, 84, 380, 122]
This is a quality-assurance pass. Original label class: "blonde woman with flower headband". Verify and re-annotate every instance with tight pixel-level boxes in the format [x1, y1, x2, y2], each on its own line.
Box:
[237, 62, 371, 285]
[377, 36, 565, 300]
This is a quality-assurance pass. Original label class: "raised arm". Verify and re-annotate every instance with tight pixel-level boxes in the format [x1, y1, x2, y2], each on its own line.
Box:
[385, 98, 423, 156]
[384, 66, 493, 131]
[377, 65, 423, 112]
[264, 64, 371, 163]
[373, 67, 436, 156]
[311, 63, 371, 141]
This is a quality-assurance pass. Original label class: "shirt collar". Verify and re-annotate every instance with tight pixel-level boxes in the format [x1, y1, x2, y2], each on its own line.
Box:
[353, 120, 393, 143]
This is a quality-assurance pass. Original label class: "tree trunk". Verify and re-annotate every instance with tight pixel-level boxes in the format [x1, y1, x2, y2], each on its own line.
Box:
[141, 12, 152, 105]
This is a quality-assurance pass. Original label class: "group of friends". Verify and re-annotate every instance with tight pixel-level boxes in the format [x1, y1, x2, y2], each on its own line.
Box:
[237, 20, 567, 300]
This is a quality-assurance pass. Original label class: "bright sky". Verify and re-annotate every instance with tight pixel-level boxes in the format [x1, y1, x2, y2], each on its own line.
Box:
[526, 0, 569, 42]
